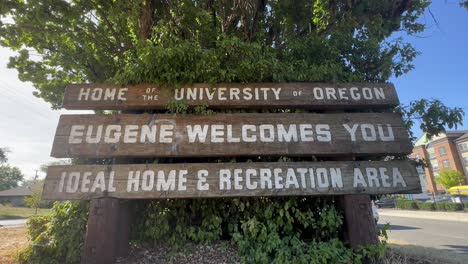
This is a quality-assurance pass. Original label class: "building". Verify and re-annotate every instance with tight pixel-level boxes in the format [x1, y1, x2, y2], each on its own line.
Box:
[410, 131, 468, 194]
[0, 182, 42, 206]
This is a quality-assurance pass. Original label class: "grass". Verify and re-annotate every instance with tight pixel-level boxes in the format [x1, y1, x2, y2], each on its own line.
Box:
[0, 226, 28, 264]
[0, 205, 50, 220]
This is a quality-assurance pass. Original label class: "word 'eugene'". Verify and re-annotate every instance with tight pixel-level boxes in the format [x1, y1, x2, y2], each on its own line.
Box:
[68, 123, 395, 144]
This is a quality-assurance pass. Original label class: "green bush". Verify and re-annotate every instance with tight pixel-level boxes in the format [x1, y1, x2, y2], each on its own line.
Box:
[18, 201, 89, 264]
[395, 199, 418, 210]
[135, 197, 386, 263]
[416, 201, 435, 211]
[463, 202, 468, 210]
[444, 203, 463, 211]
[435, 202, 446, 211]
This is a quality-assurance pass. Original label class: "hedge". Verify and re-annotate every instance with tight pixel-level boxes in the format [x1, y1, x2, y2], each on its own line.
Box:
[395, 199, 464, 211]
[415, 201, 435, 211]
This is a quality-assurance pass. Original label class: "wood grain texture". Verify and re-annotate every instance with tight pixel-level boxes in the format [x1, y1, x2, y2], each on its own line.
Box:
[63, 83, 399, 110]
[42, 161, 421, 200]
[50, 113, 412, 158]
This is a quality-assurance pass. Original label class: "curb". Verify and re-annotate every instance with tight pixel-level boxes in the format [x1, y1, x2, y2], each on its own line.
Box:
[379, 209, 468, 222]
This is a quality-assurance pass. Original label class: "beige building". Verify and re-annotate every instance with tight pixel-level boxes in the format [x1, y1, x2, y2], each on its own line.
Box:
[410, 131, 468, 194]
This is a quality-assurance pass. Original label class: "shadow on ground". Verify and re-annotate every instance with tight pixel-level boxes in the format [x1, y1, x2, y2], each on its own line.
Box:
[390, 243, 468, 264]
[441, 245, 468, 255]
[377, 224, 421, 231]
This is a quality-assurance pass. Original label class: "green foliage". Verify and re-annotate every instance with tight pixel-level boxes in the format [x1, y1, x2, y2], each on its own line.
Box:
[18, 201, 89, 264]
[463, 202, 468, 210]
[0, 164, 24, 191]
[435, 202, 446, 211]
[1, 0, 430, 108]
[135, 197, 388, 263]
[395, 199, 418, 210]
[396, 199, 464, 212]
[24, 185, 47, 212]
[399, 99, 464, 139]
[444, 203, 463, 212]
[0, 147, 9, 164]
[415, 201, 435, 211]
[435, 169, 465, 189]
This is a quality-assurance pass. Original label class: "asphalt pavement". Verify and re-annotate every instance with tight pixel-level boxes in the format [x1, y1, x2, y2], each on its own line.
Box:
[380, 215, 468, 255]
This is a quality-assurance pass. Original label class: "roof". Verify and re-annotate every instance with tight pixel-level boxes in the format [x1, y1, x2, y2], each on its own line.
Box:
[414, 131, 468, 147]
[455, 133, 468, 142]
[0, 182, 43, 197]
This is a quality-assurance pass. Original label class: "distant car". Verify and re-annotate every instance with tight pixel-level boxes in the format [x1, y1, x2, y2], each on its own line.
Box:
[425, 194, 453, 203]
[375, 198, 395, 208]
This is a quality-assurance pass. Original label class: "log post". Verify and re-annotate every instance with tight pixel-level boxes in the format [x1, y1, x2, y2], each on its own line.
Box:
[81, 111, 136, 264]
[324, 109, 378, 249]
[338, 194, 378, 249]
[81, 198, 131, 264]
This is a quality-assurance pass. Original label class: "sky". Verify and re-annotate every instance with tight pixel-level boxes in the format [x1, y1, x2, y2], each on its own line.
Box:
[0, 1, 467, 180]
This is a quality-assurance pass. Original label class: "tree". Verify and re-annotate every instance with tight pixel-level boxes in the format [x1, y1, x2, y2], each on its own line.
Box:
[0, 165, 24, 191]
[0, 147, 9, 164]
[24, 184, 44, 214]
[435, 169, 465, 189]
[0, 1, 462, 134]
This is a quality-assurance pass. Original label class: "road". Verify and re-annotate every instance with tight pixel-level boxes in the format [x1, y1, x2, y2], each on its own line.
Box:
[380, 215, 468, 255]
[0, 218, 27, 227]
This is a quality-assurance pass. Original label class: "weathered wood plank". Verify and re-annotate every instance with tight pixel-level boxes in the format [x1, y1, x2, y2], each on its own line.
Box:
[50, 113, 412, 158]
[63, 83, 399, 110]
[42, 161, 421, 200]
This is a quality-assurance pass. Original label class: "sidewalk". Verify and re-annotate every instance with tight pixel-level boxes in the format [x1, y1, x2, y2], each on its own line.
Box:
[379, 208, 468, 222]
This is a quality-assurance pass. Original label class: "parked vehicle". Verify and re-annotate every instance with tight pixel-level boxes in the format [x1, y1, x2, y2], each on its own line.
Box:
[425, 194, 452, 203]
[448, 185, 468, 196]
[375, 197, 395, 208]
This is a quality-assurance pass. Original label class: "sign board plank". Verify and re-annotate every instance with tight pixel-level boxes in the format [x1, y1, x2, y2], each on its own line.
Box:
[51, 113, 412, 158]
[42, 161, 421, 200]
[63, 83, 399, 110]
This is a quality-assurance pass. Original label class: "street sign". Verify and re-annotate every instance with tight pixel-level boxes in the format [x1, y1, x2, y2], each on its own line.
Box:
[62, 83, 399, 110]
[42, 161, 420, 200]
[50, 113, 412, 158]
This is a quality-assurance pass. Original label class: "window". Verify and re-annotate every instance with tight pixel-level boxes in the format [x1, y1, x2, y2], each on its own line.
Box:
[459, 143, 468, 151]
[463, 157, 468, 165]
[428, 151, 436, 159]
[432, 161, 439, 172]
[439, 147, 447, 156]
[442, 160, 450, 168]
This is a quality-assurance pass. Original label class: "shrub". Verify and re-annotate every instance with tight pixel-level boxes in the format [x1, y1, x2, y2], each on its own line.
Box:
[444, 203, 463, 211]
[395, 199, 418, 210]
[18, 201, 89, 264]
[463, 202, 468, 210]
[135, 197, 387, 263]
[435, 202, 446, 211]
[416, 201, 435, 211]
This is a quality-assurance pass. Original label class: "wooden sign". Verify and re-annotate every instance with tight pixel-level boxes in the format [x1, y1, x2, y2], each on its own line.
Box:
[42, 161, 421, 200]
[51, 113, 412, 158]
[62, 83, 399, 110]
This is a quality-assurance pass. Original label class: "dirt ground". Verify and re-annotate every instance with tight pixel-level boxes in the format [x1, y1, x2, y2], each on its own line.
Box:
[0, 227, 28, 264]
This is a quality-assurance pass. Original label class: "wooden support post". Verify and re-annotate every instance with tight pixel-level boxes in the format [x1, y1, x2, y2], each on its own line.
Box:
[81, 199, 133, 264]
[339, 195, 378, 249]
[81, 110, 135, 264]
